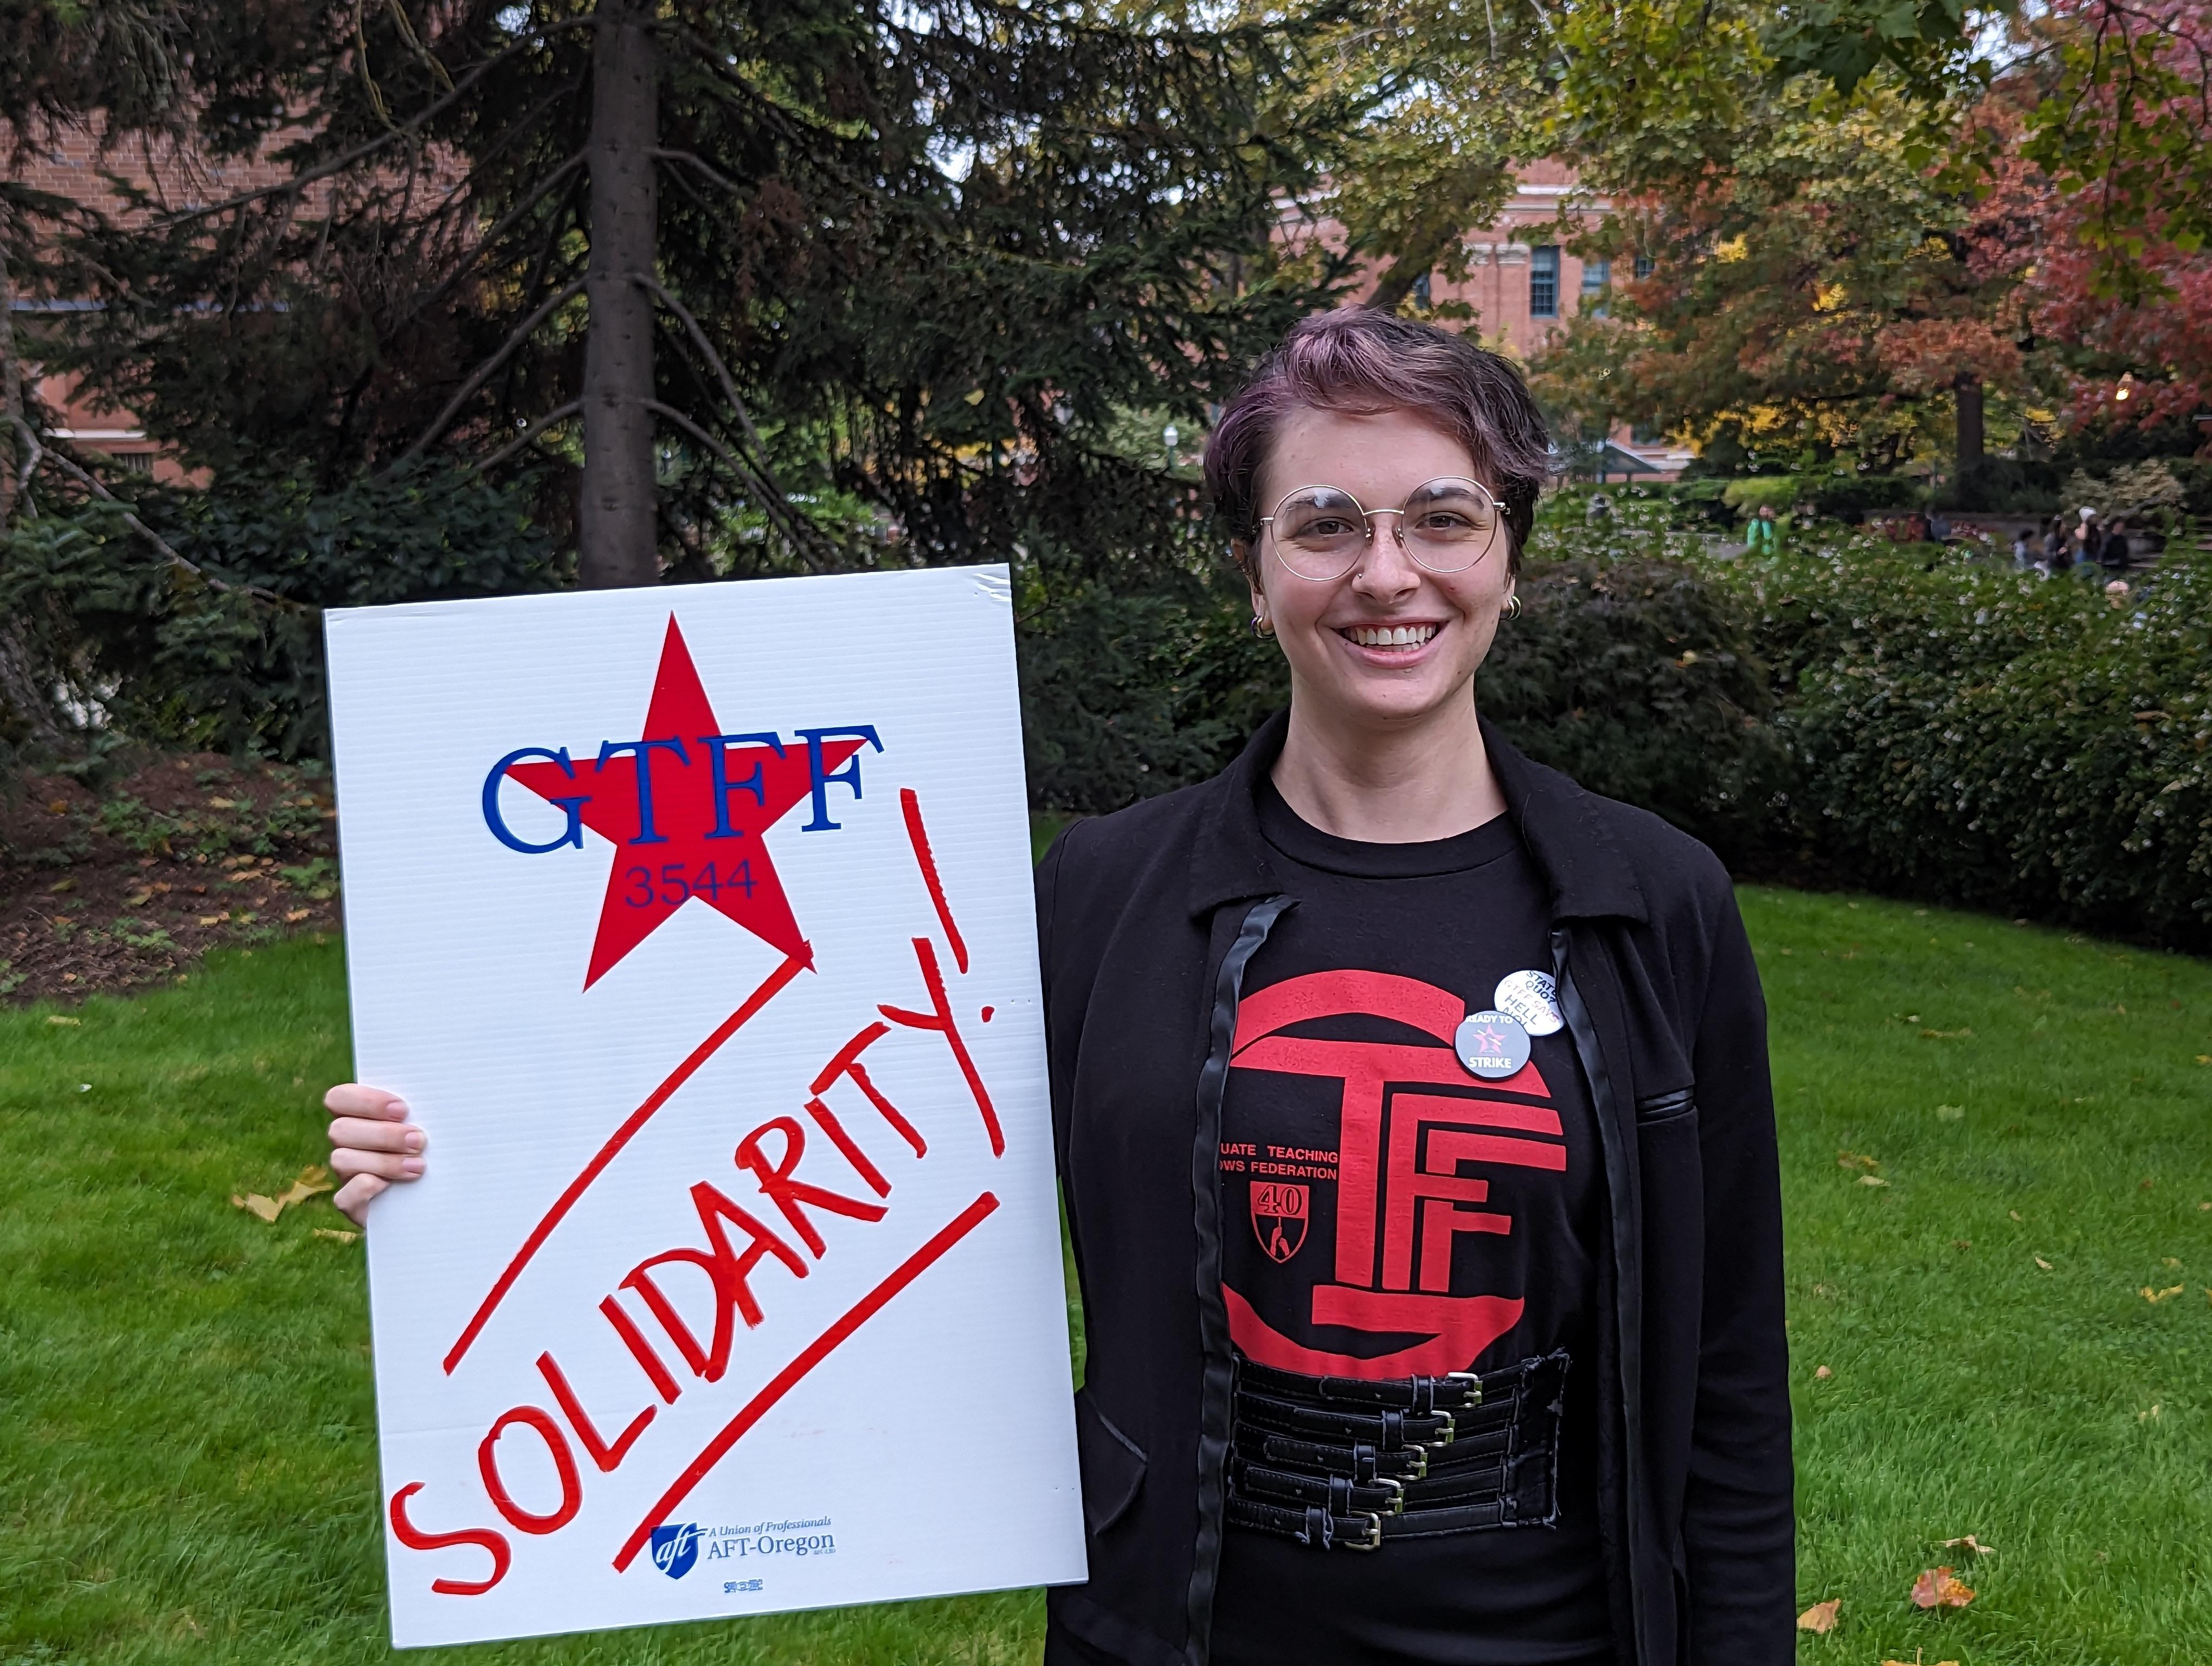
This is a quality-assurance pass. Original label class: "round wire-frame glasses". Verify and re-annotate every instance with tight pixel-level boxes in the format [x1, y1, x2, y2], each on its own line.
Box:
[1256, 477, 1502, 581]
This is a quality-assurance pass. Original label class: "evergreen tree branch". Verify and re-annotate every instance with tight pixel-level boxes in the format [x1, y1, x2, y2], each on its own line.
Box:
[633, 273, 768, 458]
[28, 426, 298, 608]
[644, 399, 832, 572]
[149, 17, 598, 230]
[472, 399, 582, 473]
[392, 274, 586, 466]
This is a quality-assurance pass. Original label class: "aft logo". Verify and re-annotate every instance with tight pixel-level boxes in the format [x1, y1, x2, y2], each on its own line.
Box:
[650, 1522, 703, 1580]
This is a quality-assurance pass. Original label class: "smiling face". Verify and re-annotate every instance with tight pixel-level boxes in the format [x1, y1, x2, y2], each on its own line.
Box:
[1240, 405, 1515, 737]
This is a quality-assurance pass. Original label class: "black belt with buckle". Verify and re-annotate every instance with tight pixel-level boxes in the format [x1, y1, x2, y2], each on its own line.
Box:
[1225, 1350, 1570, 1552]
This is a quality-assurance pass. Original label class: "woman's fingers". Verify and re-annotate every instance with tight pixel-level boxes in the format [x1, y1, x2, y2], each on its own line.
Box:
[324, 1083, 426, 1226]
[328, 1115, 426, 1156]
[330, 1144, 423, 1185]
[325, 1082, 409, 1121]
[333, 1172, 388, 1227]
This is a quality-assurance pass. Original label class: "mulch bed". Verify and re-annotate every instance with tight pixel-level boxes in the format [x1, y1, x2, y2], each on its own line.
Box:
[1, 750, 340, 1005]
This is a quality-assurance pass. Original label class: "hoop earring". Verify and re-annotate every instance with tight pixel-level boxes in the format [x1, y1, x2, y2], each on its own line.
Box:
[1502, 592, 1522, 621]
[1250, 613, 1275, 639]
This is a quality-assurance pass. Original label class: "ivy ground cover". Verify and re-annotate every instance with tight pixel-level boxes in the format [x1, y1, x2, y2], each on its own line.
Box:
[3, 893, 2210, 1664]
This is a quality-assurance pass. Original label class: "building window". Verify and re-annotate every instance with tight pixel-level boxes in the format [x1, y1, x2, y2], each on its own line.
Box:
[1580, 257, 1610, 318]
[1631, 421, 1662, 444]
[1530, 246, 1560, 317]
[115, 451, 155, 475]
[1633, 253, 1655, 280]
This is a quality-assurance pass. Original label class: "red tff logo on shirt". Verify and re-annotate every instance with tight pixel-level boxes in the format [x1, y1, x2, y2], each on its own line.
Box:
[1226, 969, 1566, 1380]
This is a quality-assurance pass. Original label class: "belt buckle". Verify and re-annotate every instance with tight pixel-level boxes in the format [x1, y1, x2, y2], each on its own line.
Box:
[1446, 1370, 1482, 1408]
[1343, 1512, 1384, 1552]
[1376, 1476, 1405, 1516]
[1425, 1410, 1456, 1450]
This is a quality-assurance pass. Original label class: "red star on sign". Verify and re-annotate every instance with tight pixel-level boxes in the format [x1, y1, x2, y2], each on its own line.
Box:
[504, 617, 867, 988]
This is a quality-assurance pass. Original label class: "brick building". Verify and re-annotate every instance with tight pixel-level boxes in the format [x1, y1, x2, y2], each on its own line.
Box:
[7, 122, 303, 482]
[1288, 160, 1692, 476]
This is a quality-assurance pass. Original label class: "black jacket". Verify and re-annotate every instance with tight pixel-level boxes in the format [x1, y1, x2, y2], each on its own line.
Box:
[1035, 713, 1792, 1666]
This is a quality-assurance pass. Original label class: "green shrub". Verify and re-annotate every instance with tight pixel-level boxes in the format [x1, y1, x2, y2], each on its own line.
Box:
[1803, 474, 1923, 521]
[1482, 556, 1788, 866]
[1017, 572, 1285, 813]
[0, 462, 562, 762]
[1721, 477, 1802, 517]
[1725, 541, 2212, 947]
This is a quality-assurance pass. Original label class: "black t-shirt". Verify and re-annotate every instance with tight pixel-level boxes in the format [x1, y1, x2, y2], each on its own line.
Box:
[1209, 778, 1615, 1666]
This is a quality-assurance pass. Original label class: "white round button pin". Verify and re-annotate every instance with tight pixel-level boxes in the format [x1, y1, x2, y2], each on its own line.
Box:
[1493, 969, 1563, 1037]
[1453, 1009, 1532, 1079]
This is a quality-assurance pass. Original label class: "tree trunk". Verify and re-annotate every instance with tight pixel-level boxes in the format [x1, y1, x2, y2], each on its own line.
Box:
[1, 242, 21, 528]
[1954, 373, 1984, 482]
[579, 0, 660, 589]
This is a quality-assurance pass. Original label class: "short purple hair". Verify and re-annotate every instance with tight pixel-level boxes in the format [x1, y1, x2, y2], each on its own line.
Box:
[1205, 309, 1553, 575]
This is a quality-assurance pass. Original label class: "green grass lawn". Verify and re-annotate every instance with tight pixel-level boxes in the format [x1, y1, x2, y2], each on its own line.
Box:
[2, 893, 2208, 1665]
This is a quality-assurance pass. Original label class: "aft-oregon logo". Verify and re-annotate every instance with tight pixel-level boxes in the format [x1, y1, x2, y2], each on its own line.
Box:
[650, 1523, 702, 1580]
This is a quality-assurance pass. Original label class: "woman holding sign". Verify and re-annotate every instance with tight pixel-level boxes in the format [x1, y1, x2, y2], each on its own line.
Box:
[328, 308, 1791, 1665]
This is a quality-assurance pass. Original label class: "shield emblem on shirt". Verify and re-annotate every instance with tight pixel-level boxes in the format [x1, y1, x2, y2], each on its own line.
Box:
[1250, 1181, 1309, 1264]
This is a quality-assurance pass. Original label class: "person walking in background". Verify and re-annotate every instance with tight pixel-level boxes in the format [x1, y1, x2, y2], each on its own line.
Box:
[2043, 513, 2069, 574]
[2101, 517, 2132, 579]
[2011, 526, 2034, 568]
[2073, 507, 2104, 579]
[1745, 502, 1778, 553]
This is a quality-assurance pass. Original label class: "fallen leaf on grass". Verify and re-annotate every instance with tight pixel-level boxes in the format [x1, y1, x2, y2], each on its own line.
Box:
[2142, 1285, 2184, 1302]
[2009, 1210, 2023, 1221]
[47, 1015, 80, 1027]
[1920, 1027, 1973, 1040]
[1941, 1534, 1995, 1555]
[284, 907, 312, 922]
[1815, 1364, 1833, 1380]
[272, 1165, 334, 1210]
[1837, 1149, 1881, 1172]
[1859, 1174, 1889, 1188]
[197, 914, 226, 927]
[2034, 1255, 2053, 1271]
[313, 1228, 359, 1245]
[1935, 1104, 1964, 1121]
[230, 1167, 333, 1224]
[1882, 1658, 1959, 1666]
[1910, 1567, 1975, 1609]
[1795, 1599, 1840, 1632]
[47, 876, 75, 893]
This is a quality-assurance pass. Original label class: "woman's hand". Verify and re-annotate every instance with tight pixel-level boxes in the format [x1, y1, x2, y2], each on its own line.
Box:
[324, 1084, 427, 1226]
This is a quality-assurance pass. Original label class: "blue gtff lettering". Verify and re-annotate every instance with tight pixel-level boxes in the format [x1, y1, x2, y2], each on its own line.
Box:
[697, 732, 786, 840]
[797, 726, 884, 831]
[595, 736, 690, 845]
[481, 747, 589, 854]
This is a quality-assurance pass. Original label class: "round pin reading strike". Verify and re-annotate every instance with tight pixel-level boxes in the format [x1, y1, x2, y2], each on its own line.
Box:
[1454, 1009, 1532, 1079]
[1493, 969, 1563, 1037]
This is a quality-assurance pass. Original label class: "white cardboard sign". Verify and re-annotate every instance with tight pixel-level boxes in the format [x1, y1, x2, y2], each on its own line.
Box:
[324, 566, 1085, 1648]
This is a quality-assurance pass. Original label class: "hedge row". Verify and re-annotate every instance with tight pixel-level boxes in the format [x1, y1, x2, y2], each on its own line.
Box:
[1727, 539, 2211, 947]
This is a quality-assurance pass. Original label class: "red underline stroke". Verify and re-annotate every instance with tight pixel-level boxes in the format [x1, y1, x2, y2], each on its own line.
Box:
[443, 950, 811, 1375]
[612, 1188, 1001, 1571]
